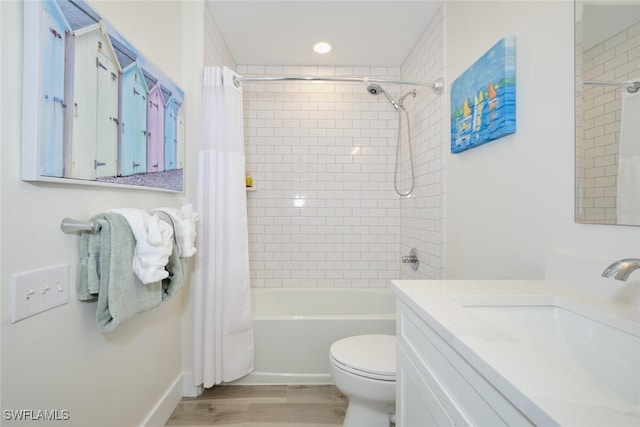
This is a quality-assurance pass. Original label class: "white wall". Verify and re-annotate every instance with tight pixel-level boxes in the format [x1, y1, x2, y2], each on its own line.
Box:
[204, 4, 236, 71]
[0, 1, 203, 425]
[445, 1, 640, 280]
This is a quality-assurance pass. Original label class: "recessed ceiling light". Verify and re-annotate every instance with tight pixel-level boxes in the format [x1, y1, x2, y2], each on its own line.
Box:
[313, 42, 332, 54]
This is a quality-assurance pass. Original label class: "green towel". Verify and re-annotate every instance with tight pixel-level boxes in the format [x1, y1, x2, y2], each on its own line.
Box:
[77, 226, 101, 300]
[77, 212, 162, 332]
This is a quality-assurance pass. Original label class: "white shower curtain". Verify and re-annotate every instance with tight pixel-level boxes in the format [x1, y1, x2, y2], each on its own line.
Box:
[193, 66, 253, 387]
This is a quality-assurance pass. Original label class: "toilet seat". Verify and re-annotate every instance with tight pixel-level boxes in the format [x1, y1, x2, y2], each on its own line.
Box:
[330, 334, 396, 381]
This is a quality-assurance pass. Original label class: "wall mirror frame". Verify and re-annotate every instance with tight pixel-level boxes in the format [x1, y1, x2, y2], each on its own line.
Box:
[22, 0, 185, 193]
[574, 1, 640, 226]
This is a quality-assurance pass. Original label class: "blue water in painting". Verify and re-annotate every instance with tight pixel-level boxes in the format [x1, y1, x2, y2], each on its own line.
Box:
[450, 37, 516, 154]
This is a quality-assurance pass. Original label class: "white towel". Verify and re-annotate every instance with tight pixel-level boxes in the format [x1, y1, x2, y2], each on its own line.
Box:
[108, 208, 174, 284]
[152, 204, 198, 257]
[617, 90, 640, 224]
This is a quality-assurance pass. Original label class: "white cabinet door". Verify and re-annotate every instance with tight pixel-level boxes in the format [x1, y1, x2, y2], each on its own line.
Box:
[397, 345, 456, 427]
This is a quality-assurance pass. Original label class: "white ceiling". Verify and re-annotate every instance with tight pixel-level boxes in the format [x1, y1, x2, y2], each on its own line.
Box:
[206, 1, 442, 67]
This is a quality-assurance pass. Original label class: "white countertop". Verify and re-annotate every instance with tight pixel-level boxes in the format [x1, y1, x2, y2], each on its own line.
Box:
[392, 279, 640, 427]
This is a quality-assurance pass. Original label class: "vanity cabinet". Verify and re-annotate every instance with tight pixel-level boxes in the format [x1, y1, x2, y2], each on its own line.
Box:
[395, 300, 535, 427]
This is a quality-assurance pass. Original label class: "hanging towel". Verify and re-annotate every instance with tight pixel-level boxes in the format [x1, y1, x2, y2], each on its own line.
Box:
[77, 227, 101, 299]
[617, 90, 640, 224]
[108, 208, 174, 284]
[152, 204, 198, 257]
[154, 211, 187, 301]
[76, 212, 163, 332]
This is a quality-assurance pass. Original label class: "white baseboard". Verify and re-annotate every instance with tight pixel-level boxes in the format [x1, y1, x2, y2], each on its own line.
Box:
[141, 374, 184, 427]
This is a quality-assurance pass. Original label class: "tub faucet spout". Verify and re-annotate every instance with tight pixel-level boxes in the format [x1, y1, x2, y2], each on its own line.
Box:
[601, 258, 640, 281]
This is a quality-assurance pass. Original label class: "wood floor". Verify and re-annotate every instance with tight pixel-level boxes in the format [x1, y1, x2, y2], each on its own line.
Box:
[165, 385, 349, 426]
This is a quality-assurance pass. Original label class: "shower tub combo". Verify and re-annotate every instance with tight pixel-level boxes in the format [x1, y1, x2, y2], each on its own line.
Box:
[236, 288, 396, 384]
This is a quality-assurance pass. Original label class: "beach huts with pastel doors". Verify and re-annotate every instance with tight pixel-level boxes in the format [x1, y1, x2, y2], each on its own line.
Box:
[176, 104, 185, 170]
[144, 70, 165, 173]
[163, 89, 181, 171]
[59, 0, 121, 180]
[110, 35, 148, 177]
[39, 0, 69, 178]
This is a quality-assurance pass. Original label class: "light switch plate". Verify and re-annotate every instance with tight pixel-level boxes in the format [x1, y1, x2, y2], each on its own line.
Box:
[11, 264, 70, 323]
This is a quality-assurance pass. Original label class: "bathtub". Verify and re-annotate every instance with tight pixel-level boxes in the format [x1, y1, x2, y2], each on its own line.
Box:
[234, 288, 396, 384]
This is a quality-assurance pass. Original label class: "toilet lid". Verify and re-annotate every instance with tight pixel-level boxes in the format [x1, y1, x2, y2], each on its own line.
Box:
[330, 334, 396, 381]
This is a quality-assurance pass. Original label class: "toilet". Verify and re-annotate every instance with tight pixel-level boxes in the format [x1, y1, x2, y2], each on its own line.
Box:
[330, 334, 396, 427]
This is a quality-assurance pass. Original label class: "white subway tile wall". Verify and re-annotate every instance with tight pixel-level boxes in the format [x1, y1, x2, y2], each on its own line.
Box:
[398, 6, 445, 280]
[240, 65, 403, 288]
[578, 21, 640, 223]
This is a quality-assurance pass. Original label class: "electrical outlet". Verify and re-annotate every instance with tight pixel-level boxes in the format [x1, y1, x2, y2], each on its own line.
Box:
[11, 264, 70, 323]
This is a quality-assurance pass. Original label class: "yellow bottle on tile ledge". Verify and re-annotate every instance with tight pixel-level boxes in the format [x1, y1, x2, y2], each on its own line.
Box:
[245, 174, 253, 188]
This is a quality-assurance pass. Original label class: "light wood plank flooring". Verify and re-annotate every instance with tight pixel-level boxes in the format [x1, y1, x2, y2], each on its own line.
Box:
[165, 385, 348, 427]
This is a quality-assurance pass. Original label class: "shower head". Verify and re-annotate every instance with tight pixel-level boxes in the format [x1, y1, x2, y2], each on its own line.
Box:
[367, 83, 384, 95]
[366, 83, 399, 109]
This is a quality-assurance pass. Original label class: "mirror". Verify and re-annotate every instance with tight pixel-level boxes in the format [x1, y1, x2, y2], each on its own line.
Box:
[575, 1, 640, 225]
[22, 0, 185, 192]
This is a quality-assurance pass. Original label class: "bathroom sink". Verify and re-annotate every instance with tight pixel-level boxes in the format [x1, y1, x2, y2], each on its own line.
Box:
[461, 301, 640, 404]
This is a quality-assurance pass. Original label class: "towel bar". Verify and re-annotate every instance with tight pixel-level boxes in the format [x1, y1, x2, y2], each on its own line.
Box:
[60, 217, 102, 234]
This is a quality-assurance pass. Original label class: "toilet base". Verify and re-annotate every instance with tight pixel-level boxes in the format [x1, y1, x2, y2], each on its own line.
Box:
[343, 397, 394, 427]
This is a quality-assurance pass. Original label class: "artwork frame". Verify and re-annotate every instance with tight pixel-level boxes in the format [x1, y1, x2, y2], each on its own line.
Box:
[450, 36, 516, 154]
[22, 0, 185, 192]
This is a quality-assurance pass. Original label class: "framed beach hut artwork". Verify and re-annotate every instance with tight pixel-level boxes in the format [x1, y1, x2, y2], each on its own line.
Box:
[22, 0, 185, 192]
[450, 36, 516, 154]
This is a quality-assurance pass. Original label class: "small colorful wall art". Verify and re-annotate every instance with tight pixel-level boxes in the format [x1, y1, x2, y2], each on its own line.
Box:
[450, 37, 516, 154]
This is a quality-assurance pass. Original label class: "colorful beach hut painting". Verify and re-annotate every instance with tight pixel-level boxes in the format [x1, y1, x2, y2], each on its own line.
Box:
[450, 37, 516, 154]
[22, 0, 185, 192]
[39, 0, 69, 177]
[110, 35, 148, 177]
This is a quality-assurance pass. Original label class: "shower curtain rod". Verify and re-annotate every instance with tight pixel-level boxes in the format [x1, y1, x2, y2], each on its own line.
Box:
[233, 75, 445, 94]
[583, 80, 640, 94]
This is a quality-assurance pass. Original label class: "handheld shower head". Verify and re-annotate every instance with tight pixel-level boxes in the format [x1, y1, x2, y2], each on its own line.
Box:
[366, 84, 398, 109]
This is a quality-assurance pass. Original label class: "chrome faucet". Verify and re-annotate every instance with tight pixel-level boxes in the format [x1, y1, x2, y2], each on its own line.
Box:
[402, 248, 419, 271]
[601, 258, 640, 281]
